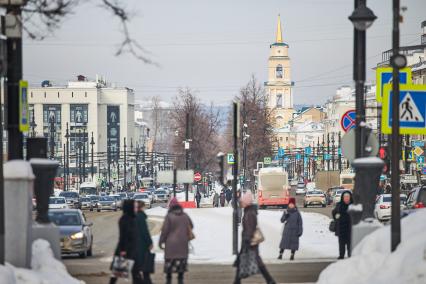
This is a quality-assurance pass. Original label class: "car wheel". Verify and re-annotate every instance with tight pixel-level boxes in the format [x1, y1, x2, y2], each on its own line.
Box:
[114, 207, 117, 212]
[97, 209, 101, 212]
[322, 204, 326, 208]
[304, 203, 307, 208]
[90, 208, 93, 212]
[79, 250, 87, 259]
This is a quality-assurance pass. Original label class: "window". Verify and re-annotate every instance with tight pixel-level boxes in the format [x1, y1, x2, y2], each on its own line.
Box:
[286, 137, 289, 142]
[276, 94, 283, 108]
[276, 64, 283, 79]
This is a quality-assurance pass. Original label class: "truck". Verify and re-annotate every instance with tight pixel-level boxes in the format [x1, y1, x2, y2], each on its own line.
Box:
[314, 171, 340, 192]
[257, 167, 290, 209]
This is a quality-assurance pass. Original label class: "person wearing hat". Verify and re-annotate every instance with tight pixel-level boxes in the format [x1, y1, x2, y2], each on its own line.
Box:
[278, 197, 303, 261]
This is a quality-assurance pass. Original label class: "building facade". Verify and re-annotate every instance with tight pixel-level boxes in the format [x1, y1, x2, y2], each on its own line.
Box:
[265, 15, 294, 128]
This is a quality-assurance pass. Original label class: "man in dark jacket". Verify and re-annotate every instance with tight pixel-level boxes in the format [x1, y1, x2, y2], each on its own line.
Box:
[136, 201, 153, 284]
[195, 190, 202, 208]
[225, 188, 232, 205]
[279, 197, 303, 260]
[332, 190, 353, 259]
[110, 200, 142, 284]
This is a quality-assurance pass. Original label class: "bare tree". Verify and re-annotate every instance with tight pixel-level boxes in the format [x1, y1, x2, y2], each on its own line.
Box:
[171, 88, 221, 173]
[224, 75, 274, 185]
[19, 0, 153, 63]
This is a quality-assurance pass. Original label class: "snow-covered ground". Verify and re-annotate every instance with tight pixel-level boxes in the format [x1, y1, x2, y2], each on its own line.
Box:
[0, 239, 83, 284]
[317, 209, 426, 284]
[146, 206, 336, 264]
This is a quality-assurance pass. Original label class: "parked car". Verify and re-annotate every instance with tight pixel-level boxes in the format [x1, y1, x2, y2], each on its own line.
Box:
[134, 193, 152, 208]
[295, 182, 306, 195]
[304, 190, 327, 208]
[154, 190, 169, 203]
[49, 197, 69, 210]
[96, 196, 118, 212]
[48, 209, 93, 258]
[59, 191, 80, 209]
[79, 197, 92, 210]
[406, 186, 426, 209]
[374, 194, 407, 222]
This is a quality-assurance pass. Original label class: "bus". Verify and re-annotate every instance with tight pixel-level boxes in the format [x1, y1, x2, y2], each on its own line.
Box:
[257, 167, 290, 209]
[79, 181, 98, 196]
[340, 172, 355, 190]
[140, 177, 154, 189]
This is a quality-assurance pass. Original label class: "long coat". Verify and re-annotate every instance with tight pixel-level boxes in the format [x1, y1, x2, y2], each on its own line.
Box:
[280, 208, 303, 251]
[332, 202, 352, 239]
[159, 205, 193, 260]
[114, 214, 138, 260]
[239, 205, 265, 268]
[135, 211, 153, 267]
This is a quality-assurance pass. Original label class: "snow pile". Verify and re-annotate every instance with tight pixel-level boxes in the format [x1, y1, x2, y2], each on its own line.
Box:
[0, 239, 83, 284]
[317, 209, 426, 284]
[147, 207, 336, 264]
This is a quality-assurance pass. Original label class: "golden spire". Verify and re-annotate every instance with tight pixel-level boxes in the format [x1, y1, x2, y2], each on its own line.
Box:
[276, 14, 283, 43]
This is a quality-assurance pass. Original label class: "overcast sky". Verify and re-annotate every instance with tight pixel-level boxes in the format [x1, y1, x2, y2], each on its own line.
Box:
[23, 0, 425, 106]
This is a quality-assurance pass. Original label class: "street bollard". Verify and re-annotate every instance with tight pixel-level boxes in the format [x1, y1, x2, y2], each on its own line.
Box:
[4, 161, 35, 268]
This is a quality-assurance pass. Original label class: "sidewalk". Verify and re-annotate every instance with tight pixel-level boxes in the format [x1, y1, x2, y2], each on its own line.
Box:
[68, 261, 332, 284]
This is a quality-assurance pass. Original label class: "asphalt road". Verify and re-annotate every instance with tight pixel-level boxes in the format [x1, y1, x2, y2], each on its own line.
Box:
[64, 199, 334, 284]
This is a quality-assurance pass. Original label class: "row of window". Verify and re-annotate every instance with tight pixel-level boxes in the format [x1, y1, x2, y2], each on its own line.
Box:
[30, 91, 88, 99]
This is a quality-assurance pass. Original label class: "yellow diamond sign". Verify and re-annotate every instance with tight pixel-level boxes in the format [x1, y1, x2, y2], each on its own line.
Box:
[414, 146, 424, 157]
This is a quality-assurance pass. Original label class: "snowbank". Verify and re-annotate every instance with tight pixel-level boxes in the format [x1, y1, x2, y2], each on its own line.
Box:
[317, 209, 426, 284]
[147, 207, 336, 264]
[0, 239, 83, 284]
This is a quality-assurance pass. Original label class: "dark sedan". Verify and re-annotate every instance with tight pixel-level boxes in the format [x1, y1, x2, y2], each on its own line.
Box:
[48, 209, 93, 258]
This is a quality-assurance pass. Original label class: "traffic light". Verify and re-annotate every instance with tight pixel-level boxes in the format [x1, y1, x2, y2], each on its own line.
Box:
[379, 147, 390, 175]
[216, 152, 225, 186]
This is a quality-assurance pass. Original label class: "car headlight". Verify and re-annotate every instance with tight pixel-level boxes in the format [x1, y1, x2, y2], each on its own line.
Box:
[97, 203, 101, 206]
[70, 231, 84, 240]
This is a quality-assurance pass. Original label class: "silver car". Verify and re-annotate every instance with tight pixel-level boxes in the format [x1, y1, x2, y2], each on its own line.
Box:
[48, 209, 93, 258]
[97, 196, 118, 212]
[79, 197, 92, 210]
[154, 190, 169, 203]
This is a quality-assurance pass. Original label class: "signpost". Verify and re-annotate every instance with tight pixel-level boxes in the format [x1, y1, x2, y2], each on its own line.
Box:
[19, 80, 29, 132]
[340, 109, 356, 132]
[375, 67, 412, 103]
[382, 84, 426, 135]
[194, 172, 202, 182]
[227, 153, 235, 165]
[263, 157, 272, 165]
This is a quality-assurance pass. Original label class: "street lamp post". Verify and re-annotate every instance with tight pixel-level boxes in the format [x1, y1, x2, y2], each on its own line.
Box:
[49, 116, 55, 159]
[107, 137, 111, 190]
[124, 137, 127, 191]
[327, 133, 330, 171]
[331, 134, 336, 171]
[65, 123, 70, 191]
[82, 126, 86, 182]
[90, 132, 95, 180]
[338, 132, 342, 173]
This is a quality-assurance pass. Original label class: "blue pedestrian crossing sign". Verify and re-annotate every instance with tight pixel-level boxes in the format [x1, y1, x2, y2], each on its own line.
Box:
[376, 67, 412, 103]
[278, 147, 285, 157]
[382, 84, 426, 135]
[227, 153, 235, 164]
[416, 155, 425, 164]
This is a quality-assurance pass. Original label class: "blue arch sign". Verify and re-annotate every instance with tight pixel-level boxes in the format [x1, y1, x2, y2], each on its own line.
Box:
[340, 109, 356, 132]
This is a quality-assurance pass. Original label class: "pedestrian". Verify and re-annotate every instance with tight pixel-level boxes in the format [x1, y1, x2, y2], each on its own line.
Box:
[195, 190, 202, 208]
[234, 192, 276, 284]
[109, 199, 142, 284]
[332, 190, 353, 259]
[226, 188, 232, 205]
[213, 192, 219, 208]
[278, 197, 303, 261]
[136, 201, 154, 284]
[220, 190, 226, 207]
[159, 197, 194, 284]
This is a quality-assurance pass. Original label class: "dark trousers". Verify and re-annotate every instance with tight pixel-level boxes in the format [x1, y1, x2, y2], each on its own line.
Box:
[338, 235, 351, 258]
[142, 272, 152, 284]
[166, 272, 184, 283]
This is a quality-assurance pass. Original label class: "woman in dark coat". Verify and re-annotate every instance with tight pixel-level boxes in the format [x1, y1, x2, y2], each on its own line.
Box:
[110, 199, 142, 284]
[159, 198, 193, 284]
[279, 197, 303, 260]
[136, 201, 153, 284]
[332, 190, 353, 259]
[234, 192, 276, 284]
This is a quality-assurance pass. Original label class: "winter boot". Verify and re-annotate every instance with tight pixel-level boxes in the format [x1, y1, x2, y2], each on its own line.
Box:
[178, 273, 184, 284]
[166, 274, 172, 284]
[277, 253, 283, 260]
[290, 253, 295, 261]
[259, 266, 276, 284]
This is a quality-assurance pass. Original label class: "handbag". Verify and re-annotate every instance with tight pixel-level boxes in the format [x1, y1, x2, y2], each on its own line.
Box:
[329, 220, 336, 232]
[142, 252, 155, 273]
[250, 227, 265, 246]
[238, 249, 260, 279]
[188, 226, 195, 241]
[111, 256, 134, 279]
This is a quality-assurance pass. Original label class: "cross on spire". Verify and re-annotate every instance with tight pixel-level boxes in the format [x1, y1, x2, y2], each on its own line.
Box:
[276, 14, 283, 43]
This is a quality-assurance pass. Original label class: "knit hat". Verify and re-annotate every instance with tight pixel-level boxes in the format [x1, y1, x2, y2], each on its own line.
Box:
[288, 197, 296, 206]
[240, 191, 254, 207]
[168, 197, 179, 208]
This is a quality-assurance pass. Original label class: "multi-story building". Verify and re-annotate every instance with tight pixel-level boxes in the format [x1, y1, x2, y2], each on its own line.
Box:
[28, 75, 135, 167]
[265, 15, 294, 128]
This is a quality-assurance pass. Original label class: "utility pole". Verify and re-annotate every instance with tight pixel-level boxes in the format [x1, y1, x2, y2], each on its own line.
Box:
[107, 137, 111, 189]
[232, 102, 239, 255]
[338, 132, 342, 173]
[327, 133, 330, 171]
[65, 123, 70, 191]
[82, 126, 86, 182]
[331, 134, 336, 171]
[63, 144, 66, 190]
[185, 112, 190, 202]
[49, 116, 55, 159]
[124, 137, 127, 191]
[6, 3, 23, 160]
[90, 132, 95, 180]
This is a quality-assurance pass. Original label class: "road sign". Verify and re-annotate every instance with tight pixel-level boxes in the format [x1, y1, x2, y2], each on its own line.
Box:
[422, 166, 426, 175]
[340, 110, 356, 132]
[382, 84, 426, 135]
[341, 128, 379, 163]
[227, 153, 235, 164]
[416, 156, 425, 164]
[414, 146, 424, 157]
[278, 147, 285, 157]
[375, 67, 412, 103]
[19, 80, 29, 132]
[412, 140, 425, 148]
[194, 172, 202, 182]
[264, 157, 272, 164]
[304, 147, 312, 155]
[324, 153, 331, 160]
